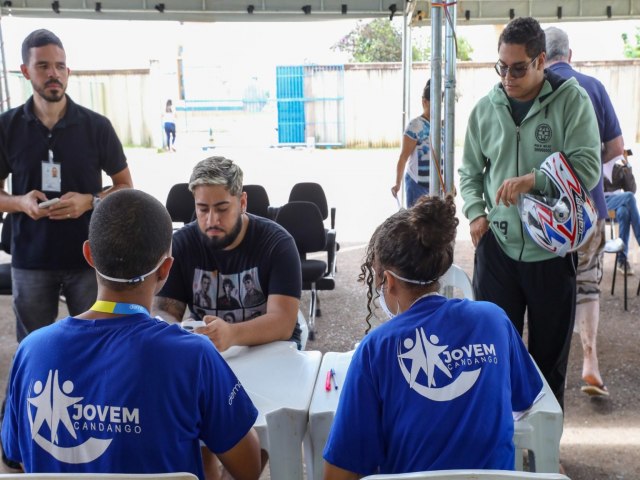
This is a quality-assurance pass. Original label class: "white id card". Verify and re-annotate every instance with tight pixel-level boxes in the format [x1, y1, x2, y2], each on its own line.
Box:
[42, 161, 61, 192]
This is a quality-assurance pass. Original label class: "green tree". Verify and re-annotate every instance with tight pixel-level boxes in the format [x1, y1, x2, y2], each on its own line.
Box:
[622, 28, 640, 58]
[456, 36, 474, 61]
[332, 18, 428, 62]
[332, 18, 473, 62]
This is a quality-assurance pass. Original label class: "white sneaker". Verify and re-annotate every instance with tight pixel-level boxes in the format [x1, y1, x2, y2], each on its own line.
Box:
[617, 260, 634, 276]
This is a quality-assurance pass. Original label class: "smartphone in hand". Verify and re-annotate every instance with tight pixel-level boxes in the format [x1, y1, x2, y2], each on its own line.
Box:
[181, 320, 206, 332]
[39, 198, 60, 208]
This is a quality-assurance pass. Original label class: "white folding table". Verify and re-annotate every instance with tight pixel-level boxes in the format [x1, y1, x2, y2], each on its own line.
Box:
[304, 350, 353, 480]
[512, 361, 564, 473]
[222, 341, 322, 480]
[305, 350, 563, 480]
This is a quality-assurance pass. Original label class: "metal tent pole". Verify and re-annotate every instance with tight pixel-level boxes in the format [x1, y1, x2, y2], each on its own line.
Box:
[444, 2, 456, 195]
[0, 15, 11, 113]
[401, 0, 411, 133]
[429, 3, 443, 196]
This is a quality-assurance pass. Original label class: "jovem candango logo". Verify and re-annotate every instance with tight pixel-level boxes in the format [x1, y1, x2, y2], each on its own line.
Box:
[397, 327, 498, 401]
[27, 370, 140, 464]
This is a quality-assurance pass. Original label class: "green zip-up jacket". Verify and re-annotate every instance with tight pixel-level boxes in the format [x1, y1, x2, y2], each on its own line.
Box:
[459, 70, 601, 262]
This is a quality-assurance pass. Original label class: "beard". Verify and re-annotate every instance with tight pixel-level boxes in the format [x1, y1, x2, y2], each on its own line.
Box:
[200, 214, 244, 250]
[33, 80, 66, 103]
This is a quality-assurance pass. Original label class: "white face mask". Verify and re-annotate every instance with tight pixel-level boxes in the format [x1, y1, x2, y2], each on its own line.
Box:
[378, 286, 397, 319]
[377, 269, 436, 319]
[95, 256, 167, 284]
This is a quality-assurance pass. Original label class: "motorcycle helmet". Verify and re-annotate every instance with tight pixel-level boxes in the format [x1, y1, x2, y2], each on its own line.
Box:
[518, 151, 597, 257]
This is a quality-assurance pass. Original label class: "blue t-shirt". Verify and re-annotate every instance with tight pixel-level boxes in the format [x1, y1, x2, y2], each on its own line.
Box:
[323, 295, 542, 475]
[403, 116, 431, 185]
[1, 314, 257, 479]
[159, 214, 302, 344]
[546, 63, 622, 220]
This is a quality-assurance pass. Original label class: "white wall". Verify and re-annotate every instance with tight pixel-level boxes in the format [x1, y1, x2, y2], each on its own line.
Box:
[8, 59, 640, 148]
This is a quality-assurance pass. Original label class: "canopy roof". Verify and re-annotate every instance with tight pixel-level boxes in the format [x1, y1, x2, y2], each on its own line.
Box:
[1, 0, 639, 24]
[411, 0, 640, 26]
[0, 0, 395, 22]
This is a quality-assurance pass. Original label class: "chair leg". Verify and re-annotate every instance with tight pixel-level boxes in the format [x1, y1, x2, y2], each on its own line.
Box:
[316, 296, 322, 318]
[307, 283, 317, 341]
[611, 260, 617, 295]
[623, 260, 628, 311]
[327, 249, 336, 277]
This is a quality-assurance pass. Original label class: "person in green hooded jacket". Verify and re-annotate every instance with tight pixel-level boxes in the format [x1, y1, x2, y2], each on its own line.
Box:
[459, 16, 600, 410]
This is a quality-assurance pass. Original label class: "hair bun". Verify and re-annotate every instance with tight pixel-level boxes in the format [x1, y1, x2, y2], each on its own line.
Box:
[409, 195, 458, 249]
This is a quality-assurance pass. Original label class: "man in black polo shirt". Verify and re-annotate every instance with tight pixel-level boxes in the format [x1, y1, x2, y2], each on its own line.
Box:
[0, 29, 133, 342]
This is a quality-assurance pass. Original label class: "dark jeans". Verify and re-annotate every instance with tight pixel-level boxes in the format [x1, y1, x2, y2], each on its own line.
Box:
[473, 230, 576, 410]
[11, 267, 97, 342]
[404, 172, 429, 208]
[164, 122, 176, 148]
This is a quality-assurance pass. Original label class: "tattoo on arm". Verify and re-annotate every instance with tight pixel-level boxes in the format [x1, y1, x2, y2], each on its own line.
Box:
[152, 296, 186, 323]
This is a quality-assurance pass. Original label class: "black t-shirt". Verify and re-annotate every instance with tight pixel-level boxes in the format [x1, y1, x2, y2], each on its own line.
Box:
[159, 214, 302, 343]
[0, 96, 128, 269]
[507, 96, 535, 126]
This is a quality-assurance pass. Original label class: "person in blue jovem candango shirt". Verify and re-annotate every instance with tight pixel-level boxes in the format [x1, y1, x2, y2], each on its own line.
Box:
[1, 189, 261, 480]
[323, 195, 543, 478]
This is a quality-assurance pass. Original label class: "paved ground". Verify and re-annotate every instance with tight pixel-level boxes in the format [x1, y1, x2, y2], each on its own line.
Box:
[0, 146, 639, 478]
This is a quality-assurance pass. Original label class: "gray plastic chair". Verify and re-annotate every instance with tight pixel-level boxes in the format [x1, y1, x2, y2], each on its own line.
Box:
[362, 470, 570, 479]
[0, 474, 197, 479]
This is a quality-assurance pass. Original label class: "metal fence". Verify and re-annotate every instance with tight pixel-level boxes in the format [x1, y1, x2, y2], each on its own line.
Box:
[276, 65, 345, 147]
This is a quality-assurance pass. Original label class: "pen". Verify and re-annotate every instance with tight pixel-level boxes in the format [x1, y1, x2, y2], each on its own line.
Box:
[330, 368, 339, 390]
[325, 370, 332, 391]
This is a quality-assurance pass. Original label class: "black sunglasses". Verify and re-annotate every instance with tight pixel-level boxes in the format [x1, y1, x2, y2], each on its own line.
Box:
[494, 56, 538, 79]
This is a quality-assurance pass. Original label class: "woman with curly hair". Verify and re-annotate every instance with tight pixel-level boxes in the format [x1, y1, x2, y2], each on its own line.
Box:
[322, 195, 543, 478]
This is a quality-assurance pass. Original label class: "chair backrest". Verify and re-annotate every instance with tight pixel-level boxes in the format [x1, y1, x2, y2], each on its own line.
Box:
[275, 201, 327, 255]
[289, 182, 329, 220]
[362, 470, 570, 479]
[243, 184, 271, 218]
[0, 474, 198, 479]
[1, 213, 11, 254]
[165, 183, 195, 225]
[438, 264, 474, 300]
[0, 214, 11, 295]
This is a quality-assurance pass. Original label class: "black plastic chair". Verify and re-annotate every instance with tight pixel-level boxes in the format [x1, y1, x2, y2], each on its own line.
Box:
[604, 209, 630, 308]
[0, 213, 12, 295]
[276, 201, 335, 341]
[288, 182, 338, 276]
[165, 183, 195, 227]
[243, 184, 277, 219]
[289, 182, 336, 228]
